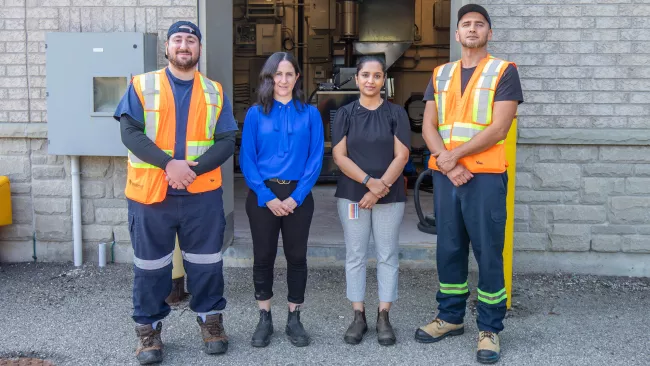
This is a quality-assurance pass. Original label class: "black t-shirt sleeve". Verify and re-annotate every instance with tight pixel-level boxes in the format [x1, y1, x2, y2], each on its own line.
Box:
[331, 106, 349, 148]
[423, 77, 434, 101]
[494, 64, 524, 104]
[391, 105, 411, 150]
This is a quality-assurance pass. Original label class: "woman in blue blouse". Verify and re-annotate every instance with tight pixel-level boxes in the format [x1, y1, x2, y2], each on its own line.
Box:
[239, 52, 324, 348]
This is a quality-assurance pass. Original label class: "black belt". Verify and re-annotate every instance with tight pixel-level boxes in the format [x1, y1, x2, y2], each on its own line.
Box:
[268, 178, 295, 185]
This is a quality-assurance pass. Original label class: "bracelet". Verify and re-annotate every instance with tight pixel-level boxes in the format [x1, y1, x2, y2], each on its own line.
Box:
[362, 174, 371, 186]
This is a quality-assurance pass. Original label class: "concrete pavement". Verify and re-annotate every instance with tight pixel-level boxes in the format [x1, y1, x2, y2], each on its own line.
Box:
[0, 263, 648, 365]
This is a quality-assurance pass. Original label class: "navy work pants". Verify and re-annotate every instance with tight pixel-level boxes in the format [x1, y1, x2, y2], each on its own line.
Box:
[433, 171, 508, 333]
[128, 188, 227, 325]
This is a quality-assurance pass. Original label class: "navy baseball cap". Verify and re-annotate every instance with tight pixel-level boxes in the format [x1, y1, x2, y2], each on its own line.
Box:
[167, 20, 202, 42]
[457, 4, 491, 29]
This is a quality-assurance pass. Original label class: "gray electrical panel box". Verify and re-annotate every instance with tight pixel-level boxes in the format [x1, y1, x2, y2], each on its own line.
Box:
[46, 32, 158, 156]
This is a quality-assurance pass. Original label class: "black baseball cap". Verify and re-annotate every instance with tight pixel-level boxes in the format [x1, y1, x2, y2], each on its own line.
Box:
[457, 4, 491, 29]
[167, 20, 202, 42]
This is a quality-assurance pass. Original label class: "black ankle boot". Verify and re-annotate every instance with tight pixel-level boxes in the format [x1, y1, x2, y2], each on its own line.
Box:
[251, 309, 273, 347]
[286, 306, 310, 347]
[343, 310, 368, 345]
[376, 309, 396, 346]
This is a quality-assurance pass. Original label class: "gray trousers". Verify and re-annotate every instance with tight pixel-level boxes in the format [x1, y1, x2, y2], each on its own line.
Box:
[337, 199, 405, 303]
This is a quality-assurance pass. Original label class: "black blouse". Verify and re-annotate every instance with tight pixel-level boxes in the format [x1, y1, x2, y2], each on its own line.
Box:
[332, 100, 411, 204]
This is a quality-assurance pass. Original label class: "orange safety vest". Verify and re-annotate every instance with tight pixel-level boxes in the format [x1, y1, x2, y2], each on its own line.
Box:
[126, 68, 224, 204]
[428, 55, 516, 174]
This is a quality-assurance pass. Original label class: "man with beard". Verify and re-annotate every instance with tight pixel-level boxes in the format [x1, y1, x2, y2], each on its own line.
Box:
[113, 21, 238, 365]
[414, 4, 523, 364]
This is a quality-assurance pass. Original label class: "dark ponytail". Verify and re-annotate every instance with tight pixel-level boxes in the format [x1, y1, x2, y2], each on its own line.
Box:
[356, 55, 387, 75]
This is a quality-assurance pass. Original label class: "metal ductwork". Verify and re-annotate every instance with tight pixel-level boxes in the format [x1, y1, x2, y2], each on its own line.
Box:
[353, 0, 415, 69]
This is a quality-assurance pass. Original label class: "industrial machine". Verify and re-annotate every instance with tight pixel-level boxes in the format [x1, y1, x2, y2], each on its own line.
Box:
[232, 0, 451, 181]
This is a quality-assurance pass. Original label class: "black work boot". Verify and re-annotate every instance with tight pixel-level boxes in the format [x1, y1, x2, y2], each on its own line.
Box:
[196, 313, 229, 355]
[376, 309, 396, 346]
[343, 309, 368, 345]
[251, 309, 274, 347]
[286, 306, 310, 347]
[135, 322, 163, 365]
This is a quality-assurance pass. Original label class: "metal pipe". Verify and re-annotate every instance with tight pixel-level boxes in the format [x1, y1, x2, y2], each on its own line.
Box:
[297, 0, 304, 73]
[71, 156, 82, 266]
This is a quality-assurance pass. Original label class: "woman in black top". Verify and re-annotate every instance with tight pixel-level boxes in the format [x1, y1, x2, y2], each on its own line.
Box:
[332, 56, 410, 346]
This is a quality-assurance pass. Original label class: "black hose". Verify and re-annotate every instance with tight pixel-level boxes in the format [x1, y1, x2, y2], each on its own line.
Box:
[307, 87, 319, 104]
[414, 169, 432, 226]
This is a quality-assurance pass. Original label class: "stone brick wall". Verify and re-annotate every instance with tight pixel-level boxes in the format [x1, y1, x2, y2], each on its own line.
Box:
[0, 0, 197, 262]
[1, 0, 649, 270]
[472, 0, 650, 257]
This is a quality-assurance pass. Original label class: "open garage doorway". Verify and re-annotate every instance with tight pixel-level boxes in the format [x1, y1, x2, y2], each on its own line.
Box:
[200, 0, 454, 262]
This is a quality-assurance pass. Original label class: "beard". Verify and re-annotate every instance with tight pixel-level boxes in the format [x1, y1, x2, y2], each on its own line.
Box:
[460, 35, 488, 49]
[168, 49, 199, 71]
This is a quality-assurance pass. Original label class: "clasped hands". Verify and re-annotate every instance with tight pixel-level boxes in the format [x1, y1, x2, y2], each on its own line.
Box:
[359, 178, 391, 210]
[266, 197, 298, 217]
[432, 150, 474, 187]
[165, 159, 198, 190]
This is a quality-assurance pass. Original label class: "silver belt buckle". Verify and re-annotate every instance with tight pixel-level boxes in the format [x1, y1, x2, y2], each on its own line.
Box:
[278, 179, 290, 185]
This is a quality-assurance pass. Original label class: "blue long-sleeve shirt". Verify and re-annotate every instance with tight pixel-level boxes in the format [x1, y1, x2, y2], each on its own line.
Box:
[240, 100, 325, 207]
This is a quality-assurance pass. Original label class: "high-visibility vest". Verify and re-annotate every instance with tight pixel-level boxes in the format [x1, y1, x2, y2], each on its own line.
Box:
[428, 55, 516, 174]
[126, 68, 224, 204]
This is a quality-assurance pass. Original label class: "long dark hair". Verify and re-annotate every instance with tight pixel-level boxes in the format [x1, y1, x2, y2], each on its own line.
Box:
[256, 52, 305, 115]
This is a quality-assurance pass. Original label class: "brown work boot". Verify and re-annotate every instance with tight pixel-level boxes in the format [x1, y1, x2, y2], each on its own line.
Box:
[477, 331, 500, 364]
[135, 322, 163, 365]
[414, 317, 464, 343]
[197, 313, 229, 355]
[376, 309, 396, 346]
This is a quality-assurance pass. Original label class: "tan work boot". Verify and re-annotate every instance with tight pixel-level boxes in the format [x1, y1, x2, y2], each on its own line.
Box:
[414, 318, 464, 343]
[477, 331, 500, 364]
[197, 313, 229, 355]
[135, 322, 163, 365]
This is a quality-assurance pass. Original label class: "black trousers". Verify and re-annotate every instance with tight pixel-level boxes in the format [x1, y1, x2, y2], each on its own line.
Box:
[245, 180, 314, 304]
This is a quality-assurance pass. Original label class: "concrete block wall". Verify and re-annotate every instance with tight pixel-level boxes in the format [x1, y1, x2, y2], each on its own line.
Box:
[1, 0, 649, 274]
[0, 0, 197, 262]
[472, 0, 650, 259]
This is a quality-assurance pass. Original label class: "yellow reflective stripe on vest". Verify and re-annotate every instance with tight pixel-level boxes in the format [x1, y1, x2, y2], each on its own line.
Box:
[128, 149, 172, 169]
[186, 140, 214, 161]
[473, 58, 505, 125]
[435, 62, 458, 126]
[438, 124, 452, 144]
[199, 75, 222, 140]
[141, 72, 161, 141]
[448, 122, 504, 145]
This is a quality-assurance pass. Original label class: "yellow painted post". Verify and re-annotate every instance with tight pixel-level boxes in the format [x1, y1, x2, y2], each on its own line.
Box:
[172, 236, 185, 280]
[0, 176, 12, 226]
[503, 118, 517, 309]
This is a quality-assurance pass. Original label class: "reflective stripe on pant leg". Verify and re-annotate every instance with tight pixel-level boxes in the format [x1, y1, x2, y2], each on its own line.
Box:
[127, 197, 178, 324]
[181, 251, 223, 264]
[478, 288, 507, 305]
[439, 281, 469, 295]
[134, 252, 174, 270]
[178, 189, 227, 313]
[460, 173, 508, 333]
[432, 171, 471, 325]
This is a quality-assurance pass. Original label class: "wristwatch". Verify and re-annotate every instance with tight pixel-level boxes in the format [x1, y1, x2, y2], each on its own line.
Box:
[362, 174, 371, 186]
